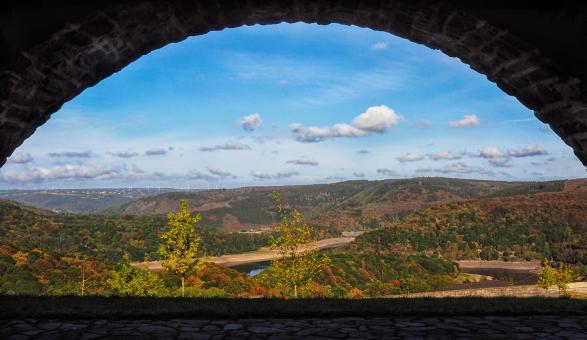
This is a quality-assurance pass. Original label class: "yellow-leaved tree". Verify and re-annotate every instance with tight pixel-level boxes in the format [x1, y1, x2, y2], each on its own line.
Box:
[159, 199, 205, 297]
[262, 191, 330, 298]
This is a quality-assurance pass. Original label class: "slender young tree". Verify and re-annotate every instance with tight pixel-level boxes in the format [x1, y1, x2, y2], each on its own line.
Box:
[159, 199, 205, 297]
[264, 191, 330, 298]
[537, 260, 557, 294]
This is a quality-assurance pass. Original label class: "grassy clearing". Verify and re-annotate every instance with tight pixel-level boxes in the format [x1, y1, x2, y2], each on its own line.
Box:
[1, 296, 586, 319]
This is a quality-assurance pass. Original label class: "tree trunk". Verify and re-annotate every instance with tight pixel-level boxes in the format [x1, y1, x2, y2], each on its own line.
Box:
[294, 284, 297, 298]
[81, 264, 85, 297]
[181, 275, 185, 297]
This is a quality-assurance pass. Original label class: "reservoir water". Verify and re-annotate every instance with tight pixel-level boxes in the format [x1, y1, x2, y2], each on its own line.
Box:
[232, 261, 270, 276]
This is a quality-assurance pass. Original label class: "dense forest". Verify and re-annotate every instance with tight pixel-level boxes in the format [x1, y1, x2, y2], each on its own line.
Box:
[350, 181, 587, 263]
[105, 178, 569, 231]
[0, 178, 585, 297]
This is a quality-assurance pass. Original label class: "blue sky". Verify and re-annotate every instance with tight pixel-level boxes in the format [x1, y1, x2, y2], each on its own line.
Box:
[1, 23, 584, 189]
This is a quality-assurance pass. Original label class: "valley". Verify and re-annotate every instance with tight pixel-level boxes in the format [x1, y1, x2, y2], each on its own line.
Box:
[0, 177, 586, 298]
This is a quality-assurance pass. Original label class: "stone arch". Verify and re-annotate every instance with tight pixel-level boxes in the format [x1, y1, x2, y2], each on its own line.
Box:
[1, 1, 587, 167]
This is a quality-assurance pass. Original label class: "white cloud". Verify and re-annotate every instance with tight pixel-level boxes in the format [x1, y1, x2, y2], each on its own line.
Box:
[290, 105, 400, 142]
[476, 147, 504, 159]
[371, 42, 388, 50]
[286, 156, 319, 166]
[467, 145, 547, 168]
[251, 170, 300, 180]
[0, 164, 126, 183]
[289, 123, 368, 142]
[199, 141, 252, 152]
[8, 153, 33, 164]
[427, 151, 463, 161]
[239, 113, 263, 132]
[353, 172, 365, 178]
[352, 105, 401, 132]
[397, 153, 425, 163]
[507, 144, 547, 158]
[377, 168, 399, 177]
[448, 114, 480, 128]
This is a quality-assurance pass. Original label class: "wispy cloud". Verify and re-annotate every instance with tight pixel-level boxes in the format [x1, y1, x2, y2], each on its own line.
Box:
[144, 148, 168, 156]
[286, 156, 319, 166]
[251, 170, 299, 180]
[415, 119, 432, 128]
[199, 141, 252, 152]
[397, 152, 425, 163]
[416, 162, 496, 176]
[427, 151, 464, 161]
[8, 153, 33, 164]
[0, 164, 127, 183]
[290, 105, 401, 142]
[488, 158, 512, 168]
[467, 145, 547, 167]
[448, 114, 480, 128]
[207, 167, 236, 178]
[371, 42, 388, 50]
[507, 144, 547, 158]
[185, 171, 220, 182]
[377, 168, 399, 177]
[239, 113, 262, 132]
[48, 151, 93, 158]
[357, 149, 370, 155]
[109, 151, 139, 158]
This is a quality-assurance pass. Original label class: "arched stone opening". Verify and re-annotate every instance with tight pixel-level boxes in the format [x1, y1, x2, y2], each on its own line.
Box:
[1, 1, 587, 167]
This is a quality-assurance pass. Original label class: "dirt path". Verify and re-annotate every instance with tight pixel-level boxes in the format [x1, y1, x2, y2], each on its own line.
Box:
[456, 260, 542, 272]
[134, 236, 355, 272]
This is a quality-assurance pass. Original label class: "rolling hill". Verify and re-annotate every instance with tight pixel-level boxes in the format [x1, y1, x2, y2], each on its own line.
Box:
[104, 177, 569, 231]
[1, 177, 586, 296]
[346, 178, 587, 263]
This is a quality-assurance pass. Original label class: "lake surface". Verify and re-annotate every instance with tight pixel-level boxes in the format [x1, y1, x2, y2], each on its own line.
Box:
[232, 261, 270, 276]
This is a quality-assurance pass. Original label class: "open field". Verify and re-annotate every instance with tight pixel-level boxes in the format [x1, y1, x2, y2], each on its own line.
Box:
[1, 296, 587, 319]
[134, 236, 355, 271]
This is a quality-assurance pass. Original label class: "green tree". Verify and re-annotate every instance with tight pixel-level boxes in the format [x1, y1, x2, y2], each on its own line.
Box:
[537, 260, 557, 293]
[554, 262, 573, 294]
[159, 200, 206, 297]
[107, 254, 165, 296]
[264, 191, 330, 298]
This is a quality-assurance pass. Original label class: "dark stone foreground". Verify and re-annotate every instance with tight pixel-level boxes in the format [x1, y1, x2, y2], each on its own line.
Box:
[2, 316, 587, 339]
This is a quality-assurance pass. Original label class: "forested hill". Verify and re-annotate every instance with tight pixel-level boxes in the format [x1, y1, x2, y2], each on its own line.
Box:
[0, 199, 276, 264]
[345, 178, 587, 263]
[104, 177, 568, 231]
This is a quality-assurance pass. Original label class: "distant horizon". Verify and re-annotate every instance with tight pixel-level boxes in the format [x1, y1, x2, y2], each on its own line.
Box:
[1, 23, 585, 189]
[1, 175, 586, 191]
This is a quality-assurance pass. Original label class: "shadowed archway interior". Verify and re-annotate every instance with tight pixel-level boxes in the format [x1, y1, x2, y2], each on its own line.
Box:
[1, 1, 587, 168]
